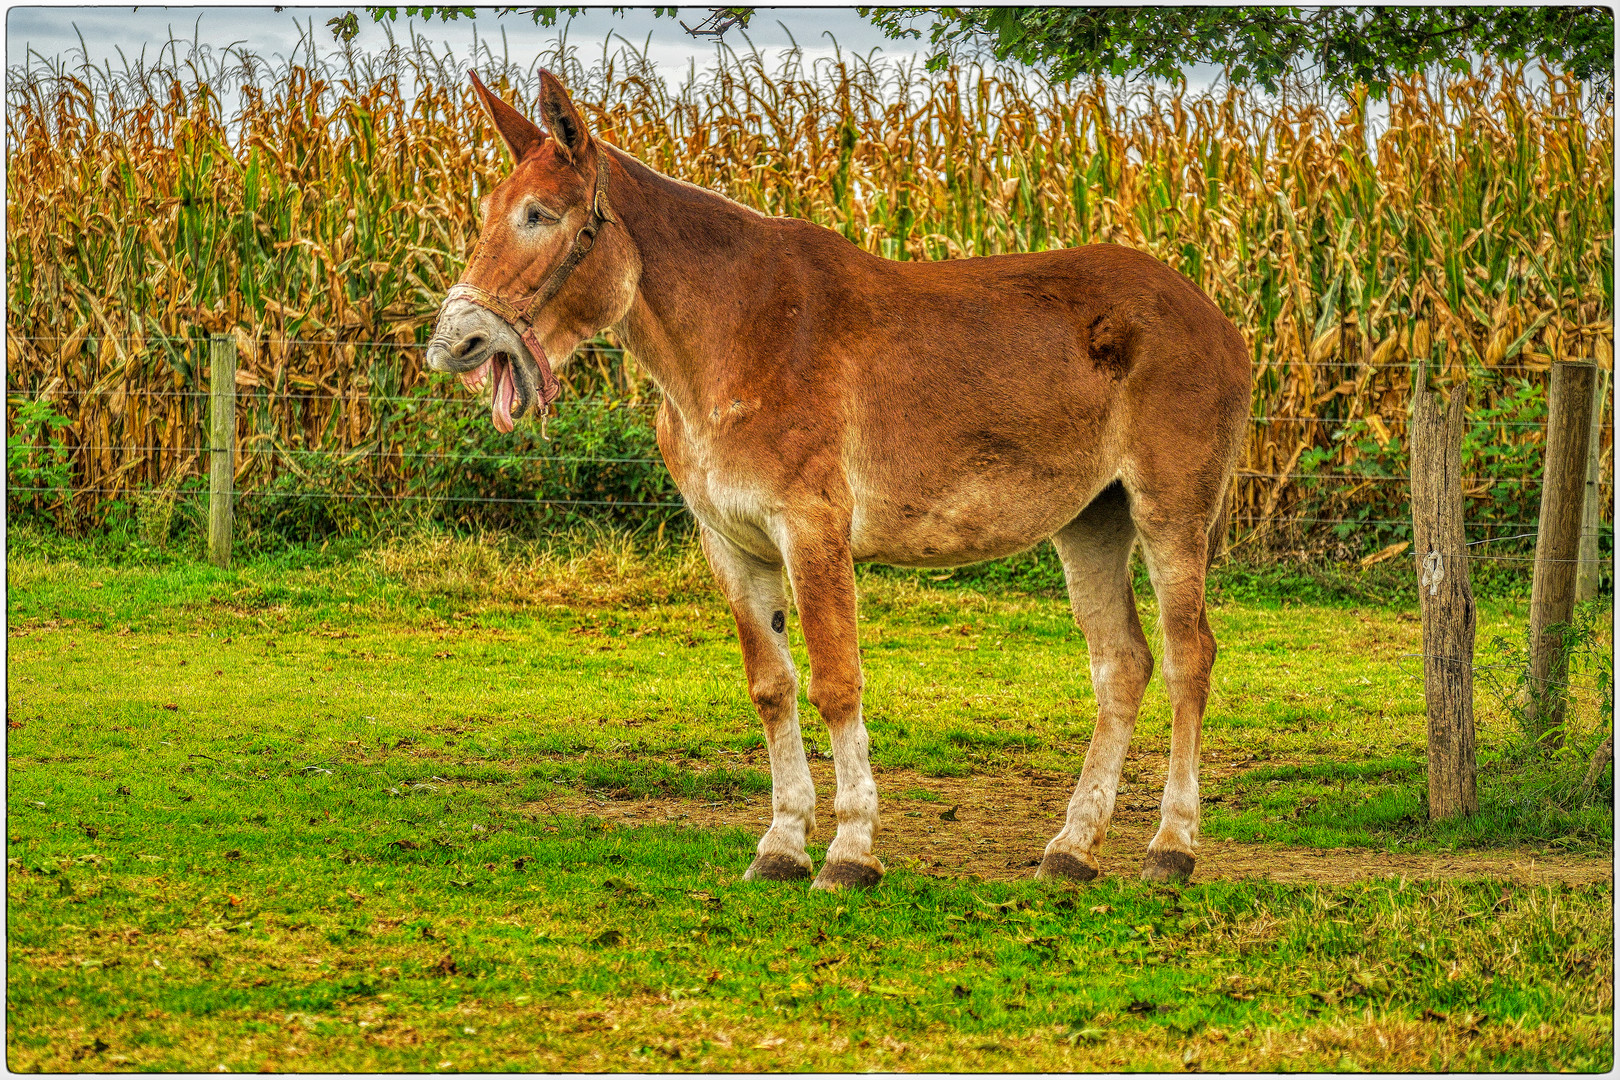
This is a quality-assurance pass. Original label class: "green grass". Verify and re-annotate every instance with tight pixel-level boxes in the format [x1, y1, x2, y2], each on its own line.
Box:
[6, 527, 1613, 1070]
[8, 817, 1613, 1071]
[857, 529, 1550, 608]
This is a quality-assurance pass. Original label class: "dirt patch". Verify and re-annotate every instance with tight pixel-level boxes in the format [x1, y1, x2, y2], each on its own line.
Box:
[526, 758, 1612, 888]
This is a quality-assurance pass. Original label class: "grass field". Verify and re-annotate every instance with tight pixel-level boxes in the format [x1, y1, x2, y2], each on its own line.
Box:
[6, 528, 1613, 1071]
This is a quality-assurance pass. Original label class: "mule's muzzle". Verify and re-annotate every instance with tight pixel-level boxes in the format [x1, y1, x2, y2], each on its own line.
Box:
[428, 304, 543, 432]
[425, 331, 494, 375]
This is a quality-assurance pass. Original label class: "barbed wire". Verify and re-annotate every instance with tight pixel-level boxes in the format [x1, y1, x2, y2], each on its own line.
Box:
[1406, 547, 1610, 565]
[1467, 531, 1538, 546]
[40, 444, 671, 465]
[1245, 516, 1541, 529]
[1460, 553, 1610, 564]
[5, 388, 662, 408]
[1249, 415, 1600, 429]
[1236, 471, 1546, 486]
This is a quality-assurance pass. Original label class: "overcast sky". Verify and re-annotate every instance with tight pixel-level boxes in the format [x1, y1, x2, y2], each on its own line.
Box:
[6, 4, 931, 85]
[6, 4, 1456, 139]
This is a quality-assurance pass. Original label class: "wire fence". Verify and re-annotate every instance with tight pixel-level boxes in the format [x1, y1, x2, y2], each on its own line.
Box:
[9, 385, 1604, 431]
[11, 482, 1609, 566]
[0, 442, 1587, 487]
[8, 332, 1598, 376]
[1398, 653, 1611, 710]
[7, 332, 1613, 565]
[5, 487, 683, 508]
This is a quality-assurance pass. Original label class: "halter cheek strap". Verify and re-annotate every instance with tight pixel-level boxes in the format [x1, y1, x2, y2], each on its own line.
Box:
[447, 143, 616, 420]
[444, 281, 563, 413]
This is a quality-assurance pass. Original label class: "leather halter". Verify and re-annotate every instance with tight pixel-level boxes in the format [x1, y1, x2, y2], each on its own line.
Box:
[445, 143, 615, 421]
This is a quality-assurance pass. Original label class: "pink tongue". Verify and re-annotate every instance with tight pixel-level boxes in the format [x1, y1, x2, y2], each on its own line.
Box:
[491, 356, 516, 433]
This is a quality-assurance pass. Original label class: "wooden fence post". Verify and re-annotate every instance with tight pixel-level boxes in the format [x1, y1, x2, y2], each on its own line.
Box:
[1575, 365, 1609, 604]
[1410, 380, 1478, 820]
[1528, 360, 1596, 745]
[208, 334, 236, 569]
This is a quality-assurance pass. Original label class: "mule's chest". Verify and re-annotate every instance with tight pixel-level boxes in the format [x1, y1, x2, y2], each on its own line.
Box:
[655, 405, 784, 560]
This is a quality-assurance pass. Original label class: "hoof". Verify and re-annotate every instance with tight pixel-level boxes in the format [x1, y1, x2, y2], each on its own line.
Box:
[1036, 850, 1099, 882]
[743, 853, 812, 882]
[810, 860, 883, 891]
[1141, 849, 1195, 883]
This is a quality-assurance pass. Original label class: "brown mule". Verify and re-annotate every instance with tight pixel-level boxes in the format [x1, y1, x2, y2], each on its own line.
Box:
[427, 71, 1253, 890]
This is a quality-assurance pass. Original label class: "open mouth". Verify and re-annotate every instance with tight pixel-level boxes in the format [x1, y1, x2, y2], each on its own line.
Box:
[458, 352, 533, 433]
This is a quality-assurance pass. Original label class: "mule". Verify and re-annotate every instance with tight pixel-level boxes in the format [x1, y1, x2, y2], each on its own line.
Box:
[427, 71, 1252, 889]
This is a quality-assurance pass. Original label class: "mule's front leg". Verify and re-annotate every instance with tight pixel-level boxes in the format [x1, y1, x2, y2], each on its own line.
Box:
[701, 528, 816, 881]
[784, 527, 883, 890]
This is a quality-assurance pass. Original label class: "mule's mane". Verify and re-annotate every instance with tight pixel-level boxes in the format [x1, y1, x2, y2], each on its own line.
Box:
[603, 142, 769, 226]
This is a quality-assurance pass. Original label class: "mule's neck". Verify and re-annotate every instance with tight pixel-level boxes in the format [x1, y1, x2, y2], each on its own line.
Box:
[604, 146, 773, 414]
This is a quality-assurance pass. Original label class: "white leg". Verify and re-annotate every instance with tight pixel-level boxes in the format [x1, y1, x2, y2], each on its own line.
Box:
[823, 708, 879, 872]
[780, 522, 883, 890]
[700, 528, 816, 880]
[1136, 524, 1216, 881]
[1040, 486, 1153, 880]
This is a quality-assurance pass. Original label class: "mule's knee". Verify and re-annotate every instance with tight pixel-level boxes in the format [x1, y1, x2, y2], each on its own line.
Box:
[807, 675, 863, 722]
[1122, 641, 1155, 693]
[1090, 640, 1153, 706]
[749, 671, 798, 720]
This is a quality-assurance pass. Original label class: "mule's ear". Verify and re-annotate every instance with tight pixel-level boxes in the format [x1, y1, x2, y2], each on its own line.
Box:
[468, 69, 543, 164]
[537, 68, 591, 166]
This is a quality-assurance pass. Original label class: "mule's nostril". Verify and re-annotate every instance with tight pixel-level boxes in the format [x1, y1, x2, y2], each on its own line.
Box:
[454, 334, 486, 359]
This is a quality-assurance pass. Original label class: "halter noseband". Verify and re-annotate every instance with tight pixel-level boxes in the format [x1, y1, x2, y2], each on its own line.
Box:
[446, 142, 616, 421]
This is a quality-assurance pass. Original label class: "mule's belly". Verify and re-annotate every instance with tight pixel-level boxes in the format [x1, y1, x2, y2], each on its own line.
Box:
[848, 459, 1112, 568]
[659, 399, 1119, 569]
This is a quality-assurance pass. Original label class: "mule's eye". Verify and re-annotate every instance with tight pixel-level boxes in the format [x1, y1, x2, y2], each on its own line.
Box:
[525, 205, 556, 228]
[527, 208, 544, 227]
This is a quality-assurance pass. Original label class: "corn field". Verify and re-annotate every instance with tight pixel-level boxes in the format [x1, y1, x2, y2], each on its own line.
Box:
[5, 33, 1614, 555]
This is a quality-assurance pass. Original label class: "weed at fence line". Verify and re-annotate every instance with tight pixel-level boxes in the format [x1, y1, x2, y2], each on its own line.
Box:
[5, 504, 1547, 608]
[5, 397, 73, 522]
[222, 387, 683, 543]
[1477, 596, 1615, 815]
[132, 455, 200, 548]
[865, 538, 1546, 606]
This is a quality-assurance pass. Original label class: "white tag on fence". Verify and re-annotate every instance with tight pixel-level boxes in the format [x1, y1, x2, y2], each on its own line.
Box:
[1420, 550, 1444, 596]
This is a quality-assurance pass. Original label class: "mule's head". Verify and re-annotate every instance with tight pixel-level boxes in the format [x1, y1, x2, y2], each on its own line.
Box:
[427, 70, 639, 432]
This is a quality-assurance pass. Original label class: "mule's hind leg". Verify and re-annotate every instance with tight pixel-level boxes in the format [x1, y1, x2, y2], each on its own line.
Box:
[700, 527, 816, 881]
[1038, 483, 1153, 881]
[1131, 514, 1219, 883]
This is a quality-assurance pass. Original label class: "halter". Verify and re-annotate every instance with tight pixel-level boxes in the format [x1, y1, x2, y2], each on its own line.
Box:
[446, 142, 615, 423]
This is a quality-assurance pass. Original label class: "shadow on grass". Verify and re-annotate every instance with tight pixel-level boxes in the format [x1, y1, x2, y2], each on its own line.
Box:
[519, 759, 771, 801]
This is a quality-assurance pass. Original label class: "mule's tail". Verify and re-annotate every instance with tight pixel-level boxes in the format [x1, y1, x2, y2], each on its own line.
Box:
[1207, 486, 1230, 571]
